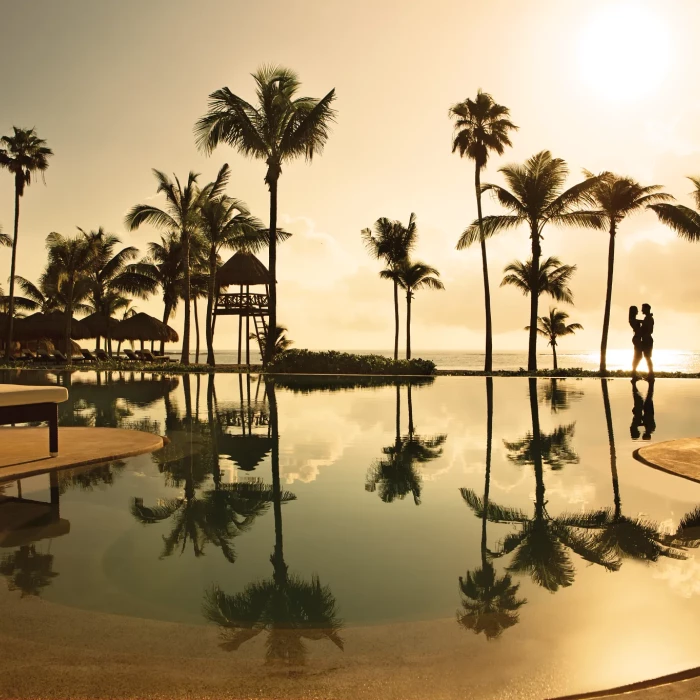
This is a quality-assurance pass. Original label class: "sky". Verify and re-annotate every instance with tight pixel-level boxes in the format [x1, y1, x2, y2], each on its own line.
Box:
[2, 0, 700, 354]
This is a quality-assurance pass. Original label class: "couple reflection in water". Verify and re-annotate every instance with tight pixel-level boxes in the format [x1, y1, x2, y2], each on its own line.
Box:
[457, 377, 693, 642]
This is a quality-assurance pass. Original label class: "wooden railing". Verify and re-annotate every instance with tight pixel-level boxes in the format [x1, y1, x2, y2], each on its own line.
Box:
[215, 293, 269, 311]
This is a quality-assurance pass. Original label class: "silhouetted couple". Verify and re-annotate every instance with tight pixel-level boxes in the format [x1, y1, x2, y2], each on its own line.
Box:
[631, 377, 655, 441]
[629, 303, 654, 377]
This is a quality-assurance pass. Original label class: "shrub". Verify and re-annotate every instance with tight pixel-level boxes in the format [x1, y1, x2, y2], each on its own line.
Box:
[266, 349, 436, 376]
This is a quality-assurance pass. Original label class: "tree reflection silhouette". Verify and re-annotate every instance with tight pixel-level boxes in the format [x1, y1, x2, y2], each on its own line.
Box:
[132, 374, 287, 562]
[538, 378, 583, 414]
[203, 381, 343, 666]
[366, 383, 446, 505]
[0, 544, 58, 597]
[583, 381, 686, 562]
[466, 379, 618, 592]
[458, 378, 526, 640]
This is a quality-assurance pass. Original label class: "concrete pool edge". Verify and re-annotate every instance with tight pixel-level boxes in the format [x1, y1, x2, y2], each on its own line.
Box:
[633, 438, 700, 484]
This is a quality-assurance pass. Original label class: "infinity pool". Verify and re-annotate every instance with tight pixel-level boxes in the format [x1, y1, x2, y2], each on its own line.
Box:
[1, 370, 699, 699]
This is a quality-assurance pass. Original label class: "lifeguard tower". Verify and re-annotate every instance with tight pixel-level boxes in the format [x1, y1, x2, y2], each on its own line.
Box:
[214, 251, 271, 366]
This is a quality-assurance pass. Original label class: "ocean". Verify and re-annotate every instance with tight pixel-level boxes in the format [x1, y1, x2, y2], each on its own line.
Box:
[163, 348, 700, 372]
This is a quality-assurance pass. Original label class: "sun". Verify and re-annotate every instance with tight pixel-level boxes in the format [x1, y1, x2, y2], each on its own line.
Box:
[577, 3, 672, 102]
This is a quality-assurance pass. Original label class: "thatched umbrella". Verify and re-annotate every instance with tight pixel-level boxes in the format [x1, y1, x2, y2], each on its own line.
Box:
[218, 434, 273, 472]
[81, 312, 121, 353]
[18, 311, 91, 342]
[112, 312, 179, 352]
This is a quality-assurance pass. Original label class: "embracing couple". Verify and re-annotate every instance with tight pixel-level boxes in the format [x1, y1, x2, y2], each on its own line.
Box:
[629, 303, 654, 377]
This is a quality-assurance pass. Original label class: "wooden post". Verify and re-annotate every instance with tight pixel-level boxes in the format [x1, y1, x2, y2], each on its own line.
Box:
[246, 285, 251, 366]
[237, 284, 243, 365]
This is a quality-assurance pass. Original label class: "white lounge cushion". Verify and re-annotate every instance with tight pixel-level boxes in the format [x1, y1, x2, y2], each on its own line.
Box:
[0, 384, 68, 407]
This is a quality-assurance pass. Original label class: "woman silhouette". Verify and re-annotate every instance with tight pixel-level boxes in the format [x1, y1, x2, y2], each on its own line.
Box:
[629, 305, 643, 376]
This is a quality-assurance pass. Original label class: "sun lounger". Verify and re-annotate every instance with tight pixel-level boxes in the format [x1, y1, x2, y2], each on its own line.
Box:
[35, 351, 53, 363]
[123, 349, 140, 361]
[0, 384, 69, 456]
[95, 349, 110, 362]
[81, 349, 98, 362]
[53, 351, 68, 363]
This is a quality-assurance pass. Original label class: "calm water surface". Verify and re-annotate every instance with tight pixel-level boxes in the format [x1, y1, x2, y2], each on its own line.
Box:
[1, 370, 700, 697]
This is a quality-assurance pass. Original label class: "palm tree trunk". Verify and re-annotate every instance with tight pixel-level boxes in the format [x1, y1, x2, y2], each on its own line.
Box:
[183, 373, 192, 423]
[267, 380, 287, 585]
[527, 225, 540, 372]
[161, 301, 172, 356]
[406, 291, 412, 360]
[206, 252, 216, 366]
[395, 382, 401, 446]
[482, 376, 494, 569]
[194, 296, 200, 365]
[64, 297, 73, 365]
[266, 174, 279, 366]
[601, 379, 621, 518]
[475, 166, 493, 373]
[407, 383, 414, 437]
[181, 231, 191, 365]
[599, 223, 616, 373]
[552, 342, 558, 371]
[4, 184, 20, 359]
[393, 280, 399, 361]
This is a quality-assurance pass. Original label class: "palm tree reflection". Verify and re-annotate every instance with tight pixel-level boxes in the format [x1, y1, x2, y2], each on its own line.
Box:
[203, 381, 343, 666]
[458, 378, 526, 640]
[132, 374, 285, 562]
[538, 378, 583, 414]
[467, 379, 618, 593]
[366, 383, 446, 505]
[0, 544, 58, 597]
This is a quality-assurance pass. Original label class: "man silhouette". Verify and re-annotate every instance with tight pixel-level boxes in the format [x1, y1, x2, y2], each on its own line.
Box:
[632, 303, 654, 377]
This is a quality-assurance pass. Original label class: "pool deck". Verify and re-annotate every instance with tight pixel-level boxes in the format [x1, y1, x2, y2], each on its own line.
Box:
[634, 438, 700, 484]
[0, 427, 164, 481]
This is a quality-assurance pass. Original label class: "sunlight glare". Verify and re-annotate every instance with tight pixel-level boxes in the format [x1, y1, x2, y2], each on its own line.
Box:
[577, 3, 672, 102]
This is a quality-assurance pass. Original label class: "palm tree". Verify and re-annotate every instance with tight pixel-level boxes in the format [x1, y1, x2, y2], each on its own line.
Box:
[648, 176, 700, 243]
[528, 307, 583, 371]
[451, 91, 517, 373]
[197, 167, 269, 365]
[471, 152, 601, 370]
[390, 260, 444, 360]
[125, 168, 227, 363]
[203, 381, 343, 665]
[501, 256, 577, 304]
[45, 231, 95, 361]
[129, 235, 184, 355]
[586, 173, 671, 372]
[457, 378, 526, 640]
[255, 324, 294, 360]
[361, 215, 418, 360]
[0, 227, 10, 248]
[194, 66, 337, 363]
[0, 127, 53, 358]
[81, 227, 156, 352]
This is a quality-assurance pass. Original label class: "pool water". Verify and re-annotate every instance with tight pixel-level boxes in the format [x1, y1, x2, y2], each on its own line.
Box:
[1, 370, 700, 698]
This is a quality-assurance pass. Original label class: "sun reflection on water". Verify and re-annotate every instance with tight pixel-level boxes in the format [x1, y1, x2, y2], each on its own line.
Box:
[571, 349, 698, 373]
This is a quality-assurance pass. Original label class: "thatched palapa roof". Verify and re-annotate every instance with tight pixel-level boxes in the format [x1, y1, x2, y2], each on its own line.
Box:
[112, 313, 178, 343]
[81, 313, 120, 338]
[217, 251, 271, 288]
[218, 434, 272, 472]
[19, 311, 91, 341]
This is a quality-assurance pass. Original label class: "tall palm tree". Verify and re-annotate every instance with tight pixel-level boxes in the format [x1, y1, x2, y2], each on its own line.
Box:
[390, 260, 444, 360]
[197, 166, 270, 365]
[361, 215, 418, 360]
[451, 91, 517, 373]
[457, 378, 526, 640]
[129, 235, 184, 355]
[125, 168, 227, 363]
[586, 173, 671, 372]
[45, 231, 95, 361]
[194, 66, 337, 363]
[472, 152, 601, 370]
[204, 381, 343, 665]
[501, 256, 577, 304]
[0, 227, 10, 248]
[0, 127, 53, 358]
[528, 307, 583, 371]
[14, 272, 61, 314]
[648, 176, 700, 243]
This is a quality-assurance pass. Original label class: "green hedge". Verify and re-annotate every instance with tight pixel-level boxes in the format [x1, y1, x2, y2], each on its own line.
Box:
[266, 349, 436, 375]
